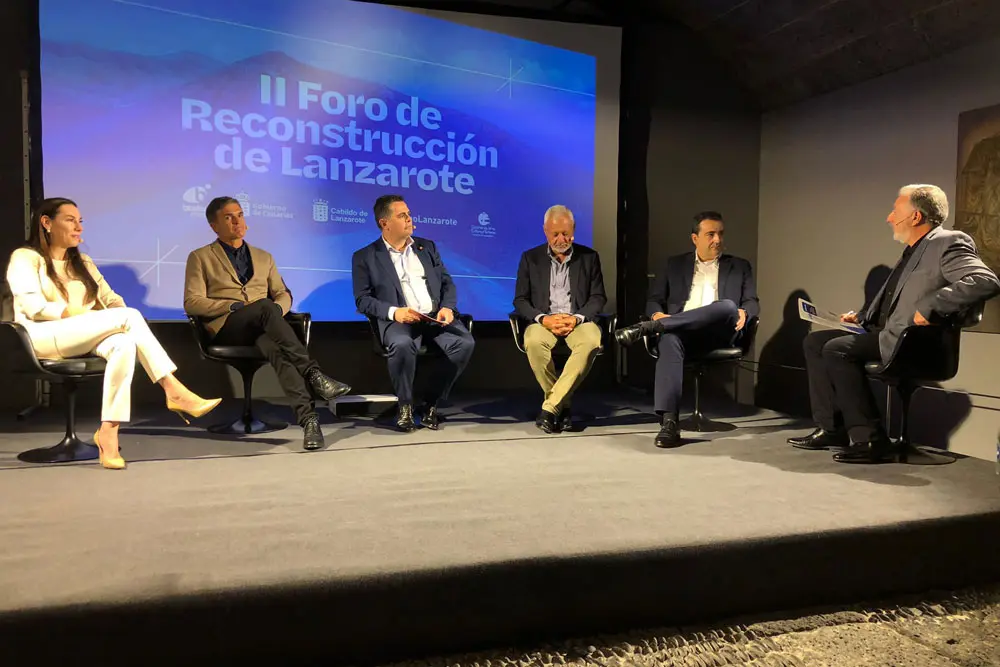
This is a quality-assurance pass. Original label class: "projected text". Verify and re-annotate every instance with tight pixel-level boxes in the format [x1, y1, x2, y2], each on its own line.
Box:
[181, 75, 500, 195]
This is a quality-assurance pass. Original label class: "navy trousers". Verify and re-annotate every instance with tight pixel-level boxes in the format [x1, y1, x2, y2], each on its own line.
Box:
[652, 300, 740, 414]
[383, 320, 475, 405]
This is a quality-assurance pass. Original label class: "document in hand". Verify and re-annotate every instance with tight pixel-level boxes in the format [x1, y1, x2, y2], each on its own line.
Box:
[415, 311, 443, 325]
[797, 298, 866, 334]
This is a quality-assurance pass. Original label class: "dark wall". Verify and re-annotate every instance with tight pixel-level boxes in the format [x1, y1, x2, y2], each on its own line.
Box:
[0, 2, 759, 413]
[0, 0, 35, 262]
[616, 19, 761, 390]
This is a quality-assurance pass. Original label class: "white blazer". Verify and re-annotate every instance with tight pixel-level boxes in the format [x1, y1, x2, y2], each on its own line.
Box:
[6, 247, 125, 327]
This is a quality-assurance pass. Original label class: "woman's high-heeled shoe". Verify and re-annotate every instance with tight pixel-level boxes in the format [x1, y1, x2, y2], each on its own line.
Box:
[166, 396, 222, 425]
[93, 430, 126, 470]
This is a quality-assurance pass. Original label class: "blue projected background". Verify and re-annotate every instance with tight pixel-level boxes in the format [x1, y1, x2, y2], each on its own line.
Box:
[39, 0, 597, 321]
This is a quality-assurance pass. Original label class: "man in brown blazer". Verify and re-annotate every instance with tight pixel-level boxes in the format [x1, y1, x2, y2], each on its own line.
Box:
[184, 196, 350, 450]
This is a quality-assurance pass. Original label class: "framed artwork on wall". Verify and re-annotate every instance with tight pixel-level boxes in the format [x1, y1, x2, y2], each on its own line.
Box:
[956, 103, 1000, 334]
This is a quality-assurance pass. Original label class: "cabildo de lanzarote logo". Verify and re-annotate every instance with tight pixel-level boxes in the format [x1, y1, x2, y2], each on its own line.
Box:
[314, 200, 368, 223]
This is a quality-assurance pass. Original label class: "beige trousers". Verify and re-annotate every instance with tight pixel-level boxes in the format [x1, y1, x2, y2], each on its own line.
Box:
[24, 308, 177, 423]
[524, 321, 602, 414]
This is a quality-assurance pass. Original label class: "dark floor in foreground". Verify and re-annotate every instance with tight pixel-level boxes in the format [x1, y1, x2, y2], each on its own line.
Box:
[381, 585, 1000, 667]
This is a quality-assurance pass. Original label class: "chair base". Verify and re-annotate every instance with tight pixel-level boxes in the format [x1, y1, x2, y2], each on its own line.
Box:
[18, 434, 99, 464]
[895, 439, 958, 466]
[680, 411, 738, 433]
[209, 415, 287, 435]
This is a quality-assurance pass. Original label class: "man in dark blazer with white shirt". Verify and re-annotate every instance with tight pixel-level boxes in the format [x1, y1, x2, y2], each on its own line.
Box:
[352, 194, 475, 432]
[513, 205, 606, 433]
[615, 211, 759, 447]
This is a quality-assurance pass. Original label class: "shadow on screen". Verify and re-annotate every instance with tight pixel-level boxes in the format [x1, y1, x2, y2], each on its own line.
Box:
[99, 264, 187, 320]
[297, 279, 355, 321]
[755, 289, 812, 417]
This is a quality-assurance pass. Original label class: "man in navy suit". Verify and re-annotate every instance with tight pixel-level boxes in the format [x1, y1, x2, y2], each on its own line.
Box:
[352, 194, 475, 432]
[615, 211, 759, 447]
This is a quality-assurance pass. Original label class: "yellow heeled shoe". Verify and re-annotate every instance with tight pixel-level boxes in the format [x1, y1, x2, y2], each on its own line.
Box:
[93, 430, 126, 470]
[166, 396, 222, 425]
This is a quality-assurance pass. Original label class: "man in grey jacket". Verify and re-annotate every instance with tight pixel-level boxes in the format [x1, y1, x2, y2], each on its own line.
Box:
[789, 184, 1000, 463]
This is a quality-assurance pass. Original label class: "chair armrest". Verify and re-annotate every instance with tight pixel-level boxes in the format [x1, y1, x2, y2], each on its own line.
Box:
[366, 315, 388, 356]
[594, 313, 617, 351]
[637, 315, 660, 359]
[739, 316, 760, 356]
[283, 312, 311, 346]
[458, 313, 474, 334]
[508, 312, 527, 353]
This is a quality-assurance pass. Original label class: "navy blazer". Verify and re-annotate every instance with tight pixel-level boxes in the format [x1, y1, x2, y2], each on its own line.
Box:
[512, 243, 607, 322]
[645, 252, 759, 319]
[352, 236, 458, 338]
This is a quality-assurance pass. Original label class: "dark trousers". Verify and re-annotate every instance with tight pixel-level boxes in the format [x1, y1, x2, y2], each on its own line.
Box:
[213, 300, 318, 425]
[653, 300, 740, 414]
[383, 320, 475, 405]
[803, 329, 884, 443]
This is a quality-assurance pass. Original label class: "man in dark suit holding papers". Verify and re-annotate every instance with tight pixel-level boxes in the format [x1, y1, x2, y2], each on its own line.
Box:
[352, 194, 475, 432]
[614, 211, 759, 447]
[789, 184, 999, 463]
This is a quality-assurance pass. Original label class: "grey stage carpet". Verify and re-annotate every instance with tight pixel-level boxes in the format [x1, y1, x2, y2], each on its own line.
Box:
[0, 393, 786, 466]
[0, 394, 997, 615]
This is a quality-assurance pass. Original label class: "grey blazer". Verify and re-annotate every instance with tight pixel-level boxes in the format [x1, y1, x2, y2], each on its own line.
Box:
[860, 226, 1000, 363]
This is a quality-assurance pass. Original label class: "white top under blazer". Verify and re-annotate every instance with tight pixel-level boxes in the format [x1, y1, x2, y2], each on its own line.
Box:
[6, 247, 125, 328]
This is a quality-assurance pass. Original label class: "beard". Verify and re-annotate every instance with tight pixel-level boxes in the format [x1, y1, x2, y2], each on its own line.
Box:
[551, 241, 572, 254]
[892, 226, 908, 244]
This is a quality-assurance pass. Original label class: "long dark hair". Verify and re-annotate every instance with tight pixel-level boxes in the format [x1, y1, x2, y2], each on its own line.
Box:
[26, 197, 99, 304]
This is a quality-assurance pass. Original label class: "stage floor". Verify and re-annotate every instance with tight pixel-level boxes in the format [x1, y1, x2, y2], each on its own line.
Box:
[1, 392, 998, 664]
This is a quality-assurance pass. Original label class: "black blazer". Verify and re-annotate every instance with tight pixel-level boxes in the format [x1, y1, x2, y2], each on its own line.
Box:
[512, 243, 607, 322]
[352, 236, 458, 340]
[646, 252, 759, 319]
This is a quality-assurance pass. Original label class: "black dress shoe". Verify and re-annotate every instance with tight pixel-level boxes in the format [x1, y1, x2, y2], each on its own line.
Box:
[614, 322, 653, 347]
[396, 404, 418, 432]
[558, 408, 573, 432]
[655, 418, 681, 448]
[305, 369, 352, 402]
[302, 417, 324, 451]
[833, 436, 896, 464]
[535, 409, 559, 434]
[788, 428, 849, 450]
[421, 404, 441, 430]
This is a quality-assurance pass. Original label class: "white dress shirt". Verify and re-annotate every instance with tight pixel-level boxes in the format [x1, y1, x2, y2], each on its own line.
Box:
[385, 237, 434, 319]
[682, 256, 720, 312]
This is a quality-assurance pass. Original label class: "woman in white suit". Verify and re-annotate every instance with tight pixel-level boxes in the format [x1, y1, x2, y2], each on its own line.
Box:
[6, 197, 221, 469]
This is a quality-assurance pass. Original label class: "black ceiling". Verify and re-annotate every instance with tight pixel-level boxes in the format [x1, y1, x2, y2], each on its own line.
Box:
[380, 0, 1000, 109]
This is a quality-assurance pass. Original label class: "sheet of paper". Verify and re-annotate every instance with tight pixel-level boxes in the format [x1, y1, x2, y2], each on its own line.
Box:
[415, 311, 443, 325]
[797, 298, 866, 334]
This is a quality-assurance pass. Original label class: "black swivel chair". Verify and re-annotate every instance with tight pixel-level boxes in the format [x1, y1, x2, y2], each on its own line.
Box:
[864, 302, 985, 464]
[1, 322, 107, 463]
[641, 316, 760, 432]
[508, 312, 618, 356]
[187, 312, 311, 434]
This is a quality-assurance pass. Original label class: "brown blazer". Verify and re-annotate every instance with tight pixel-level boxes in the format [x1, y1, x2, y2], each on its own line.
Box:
[183, 241, 292, 337]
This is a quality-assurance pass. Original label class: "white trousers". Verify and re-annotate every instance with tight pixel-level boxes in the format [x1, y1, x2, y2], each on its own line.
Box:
[24, 308, 177, 423]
